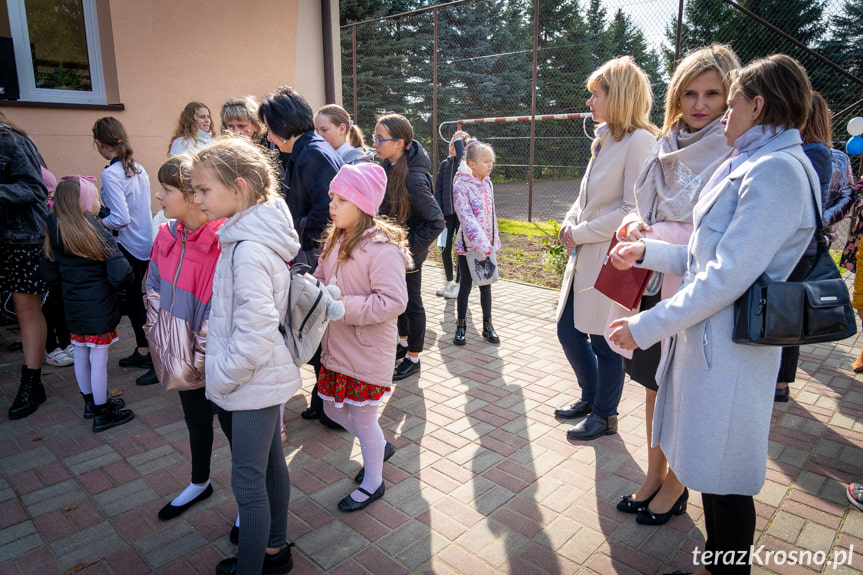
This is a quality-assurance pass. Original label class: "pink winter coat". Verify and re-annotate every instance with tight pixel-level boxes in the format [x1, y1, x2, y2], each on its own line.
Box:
[313, 228, 411, 386]
[453, 167, 501, 256]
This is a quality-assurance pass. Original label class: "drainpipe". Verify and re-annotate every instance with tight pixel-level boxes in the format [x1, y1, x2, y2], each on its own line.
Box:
[321, 0, 335, 104]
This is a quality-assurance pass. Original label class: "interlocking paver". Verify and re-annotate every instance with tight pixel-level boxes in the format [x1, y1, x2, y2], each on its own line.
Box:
[2, 264, 863, 573]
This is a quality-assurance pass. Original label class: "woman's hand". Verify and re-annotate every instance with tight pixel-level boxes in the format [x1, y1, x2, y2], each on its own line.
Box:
[609, 240, 645, 270]
[624, 220, 651, 242]
[560, 225, 577, 252]
[608, 318, 638, 350]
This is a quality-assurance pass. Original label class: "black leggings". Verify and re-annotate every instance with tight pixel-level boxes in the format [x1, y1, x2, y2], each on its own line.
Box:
[701, 492, 756, 574]
[179, 387, 232, 484]
[441, 214, 461, 283]
[456, 255, 491, 320]
[118, 244, 149, 349]
[43, 288, 70, 352]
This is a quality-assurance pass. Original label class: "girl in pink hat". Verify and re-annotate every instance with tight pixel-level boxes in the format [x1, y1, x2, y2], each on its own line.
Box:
[313, 162, 413, 512]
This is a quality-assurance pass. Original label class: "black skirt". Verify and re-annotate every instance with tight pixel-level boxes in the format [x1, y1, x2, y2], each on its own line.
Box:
[622, 291, 661, 391]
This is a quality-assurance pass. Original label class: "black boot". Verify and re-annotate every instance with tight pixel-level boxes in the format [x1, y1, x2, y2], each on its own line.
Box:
[82, 393, 126, 420]
[8, 366, 46, 420]
[482, 318, 500, 344]
[92, 401, 135, 432]
[454, 319, 467, 346]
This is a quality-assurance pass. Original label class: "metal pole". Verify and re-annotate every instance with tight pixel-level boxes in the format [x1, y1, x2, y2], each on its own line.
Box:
[321, 0, 335, 104]
[352, 26, 357, 120]
[432, 7, 438, 176]
[528, 0, 539, 222]
[674, 0, 684, 67]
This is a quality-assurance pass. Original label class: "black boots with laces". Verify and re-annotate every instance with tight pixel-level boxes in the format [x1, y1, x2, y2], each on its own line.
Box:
[8, 366, 45, 420]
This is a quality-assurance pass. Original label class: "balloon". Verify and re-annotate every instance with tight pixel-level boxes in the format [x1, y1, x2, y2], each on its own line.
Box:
[849, 117, 863, 136]
[847, 136, 863, 156]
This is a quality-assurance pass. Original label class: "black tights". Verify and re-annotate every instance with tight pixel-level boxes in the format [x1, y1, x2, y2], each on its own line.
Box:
[700, 492, 756, 574]
[456, 255, 491, 320]
[441, 214, 461, 283]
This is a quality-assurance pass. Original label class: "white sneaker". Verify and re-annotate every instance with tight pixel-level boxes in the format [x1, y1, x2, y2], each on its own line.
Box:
[436, 280, 451, 297]
[445, 282, 460, 299]
[45, 347, 74, 367]
[63, 344, 76, 363]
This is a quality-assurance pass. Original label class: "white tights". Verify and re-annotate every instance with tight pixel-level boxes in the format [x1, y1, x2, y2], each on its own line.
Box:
[73, 344, 111, 404]
[323, 401, 385, 501]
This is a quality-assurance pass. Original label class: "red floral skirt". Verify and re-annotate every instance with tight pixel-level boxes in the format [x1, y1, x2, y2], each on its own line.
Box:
[317, 365, 391, 408]
[70, 330, 118, 349]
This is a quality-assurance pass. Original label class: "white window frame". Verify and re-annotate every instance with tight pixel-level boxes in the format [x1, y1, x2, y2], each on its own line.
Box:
[6, 0, 106, 104]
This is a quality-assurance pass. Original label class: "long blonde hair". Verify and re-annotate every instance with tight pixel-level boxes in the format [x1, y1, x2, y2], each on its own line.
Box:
[319, 214, 412, 270]
[587, 56, 658, 143]
[44, 178, 112, 262]
[661, 44, 740, 136]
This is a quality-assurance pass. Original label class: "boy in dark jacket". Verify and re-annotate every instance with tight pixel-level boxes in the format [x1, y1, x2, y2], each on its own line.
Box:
[434, 130, 469, 299]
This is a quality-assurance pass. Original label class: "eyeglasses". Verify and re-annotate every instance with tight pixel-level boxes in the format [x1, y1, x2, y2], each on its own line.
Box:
[373, 135, 400, 145]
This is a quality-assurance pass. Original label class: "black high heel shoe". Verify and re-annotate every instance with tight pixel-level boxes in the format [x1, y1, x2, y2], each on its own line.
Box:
[617, 487, 659, 513]
[636, 487, 689, 525]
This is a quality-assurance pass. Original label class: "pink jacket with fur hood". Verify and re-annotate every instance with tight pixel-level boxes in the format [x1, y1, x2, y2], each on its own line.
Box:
[313, 228, 411, 386]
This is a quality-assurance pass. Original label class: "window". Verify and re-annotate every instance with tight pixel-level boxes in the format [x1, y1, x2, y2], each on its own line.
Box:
[6, 0, 106, 104]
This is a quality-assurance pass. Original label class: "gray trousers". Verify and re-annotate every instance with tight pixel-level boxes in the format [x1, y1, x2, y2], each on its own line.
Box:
[231, 405, 290, 574]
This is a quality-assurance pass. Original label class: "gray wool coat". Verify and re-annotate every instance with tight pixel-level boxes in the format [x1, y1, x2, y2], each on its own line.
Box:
[628, 129, 818, 496]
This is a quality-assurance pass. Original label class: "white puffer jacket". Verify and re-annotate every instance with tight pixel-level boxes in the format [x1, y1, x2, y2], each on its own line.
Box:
[205, 198, 303, 411]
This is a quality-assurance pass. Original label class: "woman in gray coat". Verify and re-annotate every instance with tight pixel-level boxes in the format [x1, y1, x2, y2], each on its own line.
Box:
[608, 55, 818, 575]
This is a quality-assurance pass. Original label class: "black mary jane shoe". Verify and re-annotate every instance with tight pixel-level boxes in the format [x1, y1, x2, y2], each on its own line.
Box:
[300, 408, 320, 420]
[338, 483, 385, 512]
[774, 385, 790, 402]
[636, 487, 689, 525]
[617, 488, 659, 513]
[554, 399, 594, 419]
[355, 441, 396, 483]
[157, 483, 213, 520]
[216, 542, 295, 575]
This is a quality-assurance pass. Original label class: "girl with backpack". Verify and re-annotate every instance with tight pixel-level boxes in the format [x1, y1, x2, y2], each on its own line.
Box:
[452, 141, 502, 346]
[192, 138, 300, 575]
[40, 176, 135, 432]
[313, 163, 411, 512]
[144, 156, 233, 523]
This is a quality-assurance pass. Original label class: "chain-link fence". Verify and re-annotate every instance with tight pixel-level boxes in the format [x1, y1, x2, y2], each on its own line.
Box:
[341, 0, 860, 222]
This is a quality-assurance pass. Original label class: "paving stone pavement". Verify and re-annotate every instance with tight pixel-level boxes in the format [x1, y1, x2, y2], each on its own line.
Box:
[1, 263, 863, 574]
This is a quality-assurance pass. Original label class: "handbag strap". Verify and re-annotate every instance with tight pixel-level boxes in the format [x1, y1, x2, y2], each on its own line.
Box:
[784, 152, 830, 269]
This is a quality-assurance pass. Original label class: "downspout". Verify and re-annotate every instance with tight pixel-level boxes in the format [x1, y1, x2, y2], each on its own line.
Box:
[321, 0, 336, 104]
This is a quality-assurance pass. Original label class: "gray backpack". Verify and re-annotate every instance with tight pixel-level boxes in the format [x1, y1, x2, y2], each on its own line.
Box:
[230, 243, 344, 365]
[281, 262, 344, 364]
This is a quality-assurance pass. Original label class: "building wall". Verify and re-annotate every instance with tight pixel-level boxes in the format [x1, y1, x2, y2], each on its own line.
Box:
[1, 0, 336, 209]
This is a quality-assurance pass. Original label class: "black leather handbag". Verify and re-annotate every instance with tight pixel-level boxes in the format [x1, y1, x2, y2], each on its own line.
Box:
[733, 161, 857, 346]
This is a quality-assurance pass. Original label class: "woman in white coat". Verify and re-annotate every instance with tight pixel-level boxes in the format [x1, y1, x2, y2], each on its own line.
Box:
[609, 55, 817, 575]
[553, 56, 657, 441]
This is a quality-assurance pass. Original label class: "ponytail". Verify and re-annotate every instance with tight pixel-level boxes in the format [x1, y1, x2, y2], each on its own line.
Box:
[92, 117, 140, 178]
[346, 124, 368, 151]
[316, 104, 368, 151]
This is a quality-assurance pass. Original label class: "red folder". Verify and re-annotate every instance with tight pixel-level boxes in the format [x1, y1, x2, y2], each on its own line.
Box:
[593, 236, 653, 311]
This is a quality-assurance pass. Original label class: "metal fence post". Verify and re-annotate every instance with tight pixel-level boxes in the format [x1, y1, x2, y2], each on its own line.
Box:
[432, 7, 438, 177]
[352, 25, 357, 119]
[528, 0, 539, 222]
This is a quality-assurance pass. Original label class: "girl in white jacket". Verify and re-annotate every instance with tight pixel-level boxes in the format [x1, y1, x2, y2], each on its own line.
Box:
[192, 138, 300, 575]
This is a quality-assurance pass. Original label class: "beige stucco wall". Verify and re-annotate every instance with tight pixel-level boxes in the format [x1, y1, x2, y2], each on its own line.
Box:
[1, 0, 337, 211]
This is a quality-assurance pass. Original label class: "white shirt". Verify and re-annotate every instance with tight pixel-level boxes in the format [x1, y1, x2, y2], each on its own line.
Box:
[169, 129, 213, 157]
[99, 160, 153, 260]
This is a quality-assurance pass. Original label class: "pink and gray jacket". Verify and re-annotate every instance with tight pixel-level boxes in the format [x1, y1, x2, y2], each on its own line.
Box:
[144, 218, 225, 390]
[453, 164, 500, 256]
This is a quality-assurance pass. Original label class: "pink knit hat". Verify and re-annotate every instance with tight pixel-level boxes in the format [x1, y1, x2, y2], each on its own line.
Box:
[61, 175, 99, 213]
[328, 163, 387, 217]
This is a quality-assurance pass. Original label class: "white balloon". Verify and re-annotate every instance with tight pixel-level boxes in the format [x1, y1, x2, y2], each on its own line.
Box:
[848, 117, 863, 136]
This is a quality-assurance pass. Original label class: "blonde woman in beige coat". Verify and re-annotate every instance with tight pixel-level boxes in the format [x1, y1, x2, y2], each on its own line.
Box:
[554, 56, 657, 441]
